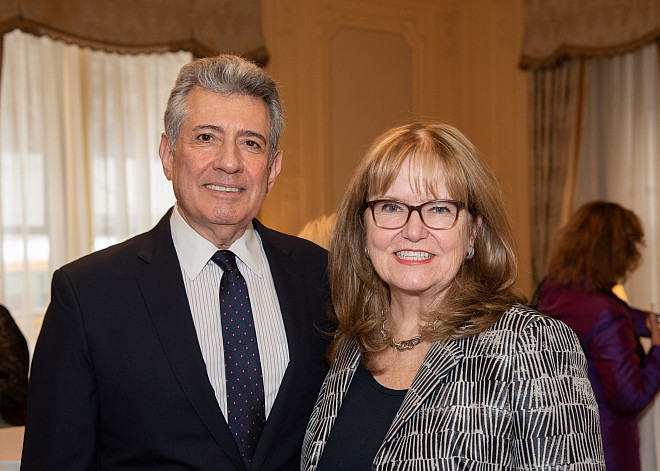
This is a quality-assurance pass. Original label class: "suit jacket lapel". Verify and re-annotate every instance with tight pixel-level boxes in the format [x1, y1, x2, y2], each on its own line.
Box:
[382, 338, 464, 444]
[135, 210, 245, 469]
[250, 221, 314, 468]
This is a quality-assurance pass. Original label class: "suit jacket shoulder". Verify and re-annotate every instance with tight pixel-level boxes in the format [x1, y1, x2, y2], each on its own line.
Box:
[56, 209, 175, 278]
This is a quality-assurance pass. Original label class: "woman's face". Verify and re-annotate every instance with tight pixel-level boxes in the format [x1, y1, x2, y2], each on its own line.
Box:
[364, 157, 481, 308]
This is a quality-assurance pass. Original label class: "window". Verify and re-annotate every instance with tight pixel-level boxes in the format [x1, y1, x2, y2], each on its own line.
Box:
[0, 30, 192, 350]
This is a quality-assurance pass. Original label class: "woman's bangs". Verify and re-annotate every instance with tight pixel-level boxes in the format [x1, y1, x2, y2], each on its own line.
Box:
[365, 127, 469, 204]
[367, 145, 410, 197]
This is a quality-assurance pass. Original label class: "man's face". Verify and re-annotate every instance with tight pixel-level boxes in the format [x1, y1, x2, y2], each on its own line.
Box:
[159, 86, 282, 248]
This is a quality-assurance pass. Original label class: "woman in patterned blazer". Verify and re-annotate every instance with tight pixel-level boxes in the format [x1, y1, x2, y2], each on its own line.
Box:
[302, 122, 605, 470]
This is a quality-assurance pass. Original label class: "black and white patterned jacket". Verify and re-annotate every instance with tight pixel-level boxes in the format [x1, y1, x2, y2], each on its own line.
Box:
[302, 304, 605, 470]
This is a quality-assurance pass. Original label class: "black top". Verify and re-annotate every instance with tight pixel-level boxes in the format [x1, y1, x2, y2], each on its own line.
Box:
[316, 362, 407, 471]
[0, 304, 28, 426]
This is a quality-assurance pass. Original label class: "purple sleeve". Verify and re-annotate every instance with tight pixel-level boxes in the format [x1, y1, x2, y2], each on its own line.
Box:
[589, 303, 660, 415]
[629, 306, 652, 337]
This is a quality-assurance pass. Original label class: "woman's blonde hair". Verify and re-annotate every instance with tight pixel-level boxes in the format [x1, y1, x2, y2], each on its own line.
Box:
[326, 122, 525, 368]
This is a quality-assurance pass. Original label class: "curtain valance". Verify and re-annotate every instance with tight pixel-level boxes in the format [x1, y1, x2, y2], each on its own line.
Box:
[0, 0, 268, 64]
[520, 0, 660, 70]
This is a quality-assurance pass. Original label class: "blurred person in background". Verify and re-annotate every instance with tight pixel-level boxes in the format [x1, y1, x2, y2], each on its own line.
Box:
[0, 303, 28, 427]
[534, 200, 660, 471]
[297, 213, 336, 249]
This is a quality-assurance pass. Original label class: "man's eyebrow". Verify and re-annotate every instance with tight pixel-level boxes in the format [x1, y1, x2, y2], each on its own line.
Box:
[240, 130, 267, 144]
[192, 124, 223, 133]
[190, 125, 267, 144]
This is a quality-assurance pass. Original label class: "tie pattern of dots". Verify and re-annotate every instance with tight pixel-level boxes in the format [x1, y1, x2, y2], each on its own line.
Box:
[212, 250, 265, 467]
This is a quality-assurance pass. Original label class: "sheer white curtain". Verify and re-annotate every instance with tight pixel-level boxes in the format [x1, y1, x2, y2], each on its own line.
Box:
[576, 42, 660, 471]
[0, 30, 191, 351]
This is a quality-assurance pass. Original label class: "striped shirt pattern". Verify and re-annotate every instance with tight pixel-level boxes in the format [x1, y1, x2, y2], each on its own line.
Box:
[170, 208, 289, 420]
[302, 304, 605, 470]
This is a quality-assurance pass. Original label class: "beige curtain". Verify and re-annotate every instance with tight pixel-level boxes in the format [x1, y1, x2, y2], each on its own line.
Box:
[575, 42, 660, 320]
[521, 0, 660, 287]
[574, 42, 660, 471]
[528, 59, 585, 287]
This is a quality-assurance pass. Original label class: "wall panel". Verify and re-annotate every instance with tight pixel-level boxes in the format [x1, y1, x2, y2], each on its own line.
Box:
[330, 28, 412, 209]
[260, 0, 531, 295]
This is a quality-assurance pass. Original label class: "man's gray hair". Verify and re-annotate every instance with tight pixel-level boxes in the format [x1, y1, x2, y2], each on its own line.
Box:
[164, 54, 284, 164]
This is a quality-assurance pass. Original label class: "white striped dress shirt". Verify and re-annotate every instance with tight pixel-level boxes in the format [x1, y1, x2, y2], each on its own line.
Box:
[169, 206, 289, 419]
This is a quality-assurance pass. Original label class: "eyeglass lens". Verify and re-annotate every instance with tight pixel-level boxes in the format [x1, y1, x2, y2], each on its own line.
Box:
[371, 200, 459, 229]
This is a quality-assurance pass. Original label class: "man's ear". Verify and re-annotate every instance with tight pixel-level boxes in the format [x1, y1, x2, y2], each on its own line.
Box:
[266, 150, 283, 193]
[159, 133, 174, 181]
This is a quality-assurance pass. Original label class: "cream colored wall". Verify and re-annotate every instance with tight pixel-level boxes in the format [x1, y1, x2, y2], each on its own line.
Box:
[259, 0, 532, 296]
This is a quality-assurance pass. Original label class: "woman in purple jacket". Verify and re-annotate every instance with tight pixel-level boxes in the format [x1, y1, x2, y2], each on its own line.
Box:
[535, 201, 660, 471]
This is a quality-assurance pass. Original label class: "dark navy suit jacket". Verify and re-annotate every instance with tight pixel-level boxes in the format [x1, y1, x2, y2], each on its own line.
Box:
[21, 209, 332, 471]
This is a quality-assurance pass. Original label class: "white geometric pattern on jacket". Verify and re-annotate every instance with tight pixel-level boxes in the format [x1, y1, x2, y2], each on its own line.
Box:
[302, 304, 605, 470]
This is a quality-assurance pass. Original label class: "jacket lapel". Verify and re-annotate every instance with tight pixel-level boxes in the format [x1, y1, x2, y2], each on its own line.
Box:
[135, 210, 245, 469]
[249, 221, 314, 468]
[304, 341, 361, 470]
[382, 338, 465, 443]
[303, 338, 464, 470]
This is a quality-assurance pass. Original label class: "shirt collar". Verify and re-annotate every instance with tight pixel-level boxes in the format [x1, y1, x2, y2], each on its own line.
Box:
[170, 205, 265, 279]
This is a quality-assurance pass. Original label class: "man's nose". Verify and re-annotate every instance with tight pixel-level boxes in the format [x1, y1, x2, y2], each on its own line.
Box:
[214, 142, 242, 172]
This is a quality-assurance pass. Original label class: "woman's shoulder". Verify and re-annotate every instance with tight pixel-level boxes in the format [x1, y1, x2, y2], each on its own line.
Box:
[455, 304, 586, 378]
[465, 305, 587, 378]
[329, 338, 362, 370]
[488, 303, 581, 345]
[493, 303, 559, 328]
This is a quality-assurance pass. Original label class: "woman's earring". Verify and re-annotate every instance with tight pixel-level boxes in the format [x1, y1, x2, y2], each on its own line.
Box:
[465, 245, 474, 260]
[365, 247, 370, 259]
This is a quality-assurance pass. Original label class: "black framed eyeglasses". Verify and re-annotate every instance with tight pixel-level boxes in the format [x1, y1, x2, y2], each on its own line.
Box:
[366, 199, 464, 230]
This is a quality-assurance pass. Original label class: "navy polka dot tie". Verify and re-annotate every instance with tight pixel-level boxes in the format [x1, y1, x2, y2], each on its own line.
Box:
[212, 250, 265, 467]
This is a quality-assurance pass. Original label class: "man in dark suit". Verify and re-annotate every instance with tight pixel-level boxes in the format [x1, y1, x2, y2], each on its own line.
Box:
[21, 55, 331, 471]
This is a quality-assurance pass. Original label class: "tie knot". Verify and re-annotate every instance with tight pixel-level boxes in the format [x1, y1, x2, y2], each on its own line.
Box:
[212, 250, 238, 272]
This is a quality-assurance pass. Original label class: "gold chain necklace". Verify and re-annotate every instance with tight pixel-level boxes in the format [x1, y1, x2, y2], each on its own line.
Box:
[380, 318, 439, 351]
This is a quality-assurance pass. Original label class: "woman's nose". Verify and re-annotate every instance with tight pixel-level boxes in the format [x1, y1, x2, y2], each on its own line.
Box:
[402, 210, 428, 241]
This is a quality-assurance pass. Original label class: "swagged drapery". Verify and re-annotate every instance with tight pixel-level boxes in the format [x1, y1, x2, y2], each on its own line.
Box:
[519, 0, 660, 287]
[520, 0, 660, 69]
[0, 0, 268, 64]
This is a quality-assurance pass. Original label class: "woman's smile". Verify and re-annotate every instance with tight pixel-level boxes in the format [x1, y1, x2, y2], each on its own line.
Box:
[394, 250, 434, 262]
